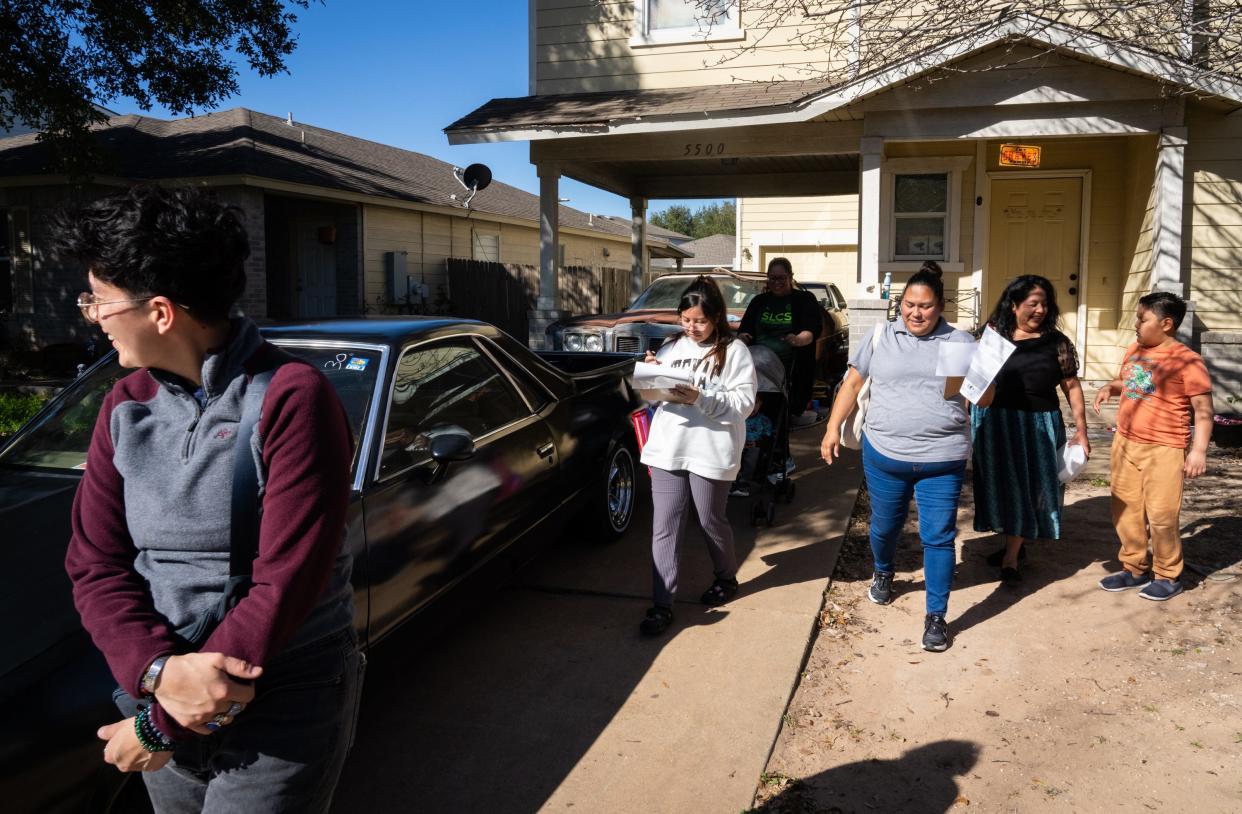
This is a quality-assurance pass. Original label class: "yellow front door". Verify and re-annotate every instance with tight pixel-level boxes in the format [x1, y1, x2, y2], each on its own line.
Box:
[988, 177, 1082, 363]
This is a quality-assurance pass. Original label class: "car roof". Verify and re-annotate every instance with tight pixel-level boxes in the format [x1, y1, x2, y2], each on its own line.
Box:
[261, 316, 489, 344]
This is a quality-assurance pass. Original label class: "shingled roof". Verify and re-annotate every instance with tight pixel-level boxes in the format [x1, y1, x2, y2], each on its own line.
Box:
[0, 108, 687, 251]
[652, 233, 737, 269]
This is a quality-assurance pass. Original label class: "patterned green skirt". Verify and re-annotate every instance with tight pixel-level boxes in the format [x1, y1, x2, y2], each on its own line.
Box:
[970, 406, 1066, 540]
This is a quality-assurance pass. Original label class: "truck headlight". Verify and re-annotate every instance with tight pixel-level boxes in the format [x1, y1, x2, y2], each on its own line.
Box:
[564, 333, 583, 351]
[584, 333, 603, 352]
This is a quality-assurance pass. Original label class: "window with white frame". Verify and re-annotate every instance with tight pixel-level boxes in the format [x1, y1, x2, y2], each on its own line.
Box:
[892, 174, 948, 261]
[472, 230, 500, 263]
[633, 0, 741, 46]
[879, 156, 971, 271]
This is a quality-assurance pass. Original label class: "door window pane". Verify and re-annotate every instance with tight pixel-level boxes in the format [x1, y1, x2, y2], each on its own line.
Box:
[381, 342, 528, 478]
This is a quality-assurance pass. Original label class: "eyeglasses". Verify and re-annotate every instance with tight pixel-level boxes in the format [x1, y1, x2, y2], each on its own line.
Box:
[76, 292, 152, 324]
[766, 275, 791, 283]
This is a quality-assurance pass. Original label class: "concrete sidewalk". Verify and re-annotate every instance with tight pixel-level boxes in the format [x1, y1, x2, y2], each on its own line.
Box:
[333, 425, 861, 814]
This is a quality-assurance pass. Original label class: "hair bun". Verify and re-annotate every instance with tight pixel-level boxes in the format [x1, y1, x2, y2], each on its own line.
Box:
[918, 260, 944, 280]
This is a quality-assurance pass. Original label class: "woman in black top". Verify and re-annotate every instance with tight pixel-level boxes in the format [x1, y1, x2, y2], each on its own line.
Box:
[738, 257, 823, 417]
[971, 275, 1090, 582]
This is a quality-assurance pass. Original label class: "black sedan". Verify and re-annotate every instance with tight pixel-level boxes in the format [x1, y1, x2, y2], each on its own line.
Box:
[0, 317, 645, 813]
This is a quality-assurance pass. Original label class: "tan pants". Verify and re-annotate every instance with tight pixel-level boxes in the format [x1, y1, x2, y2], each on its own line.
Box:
[1110, 434, 1185, 580]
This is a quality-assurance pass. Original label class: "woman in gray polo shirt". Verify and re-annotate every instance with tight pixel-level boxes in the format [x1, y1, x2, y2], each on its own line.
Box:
[820, 262, 980, 652]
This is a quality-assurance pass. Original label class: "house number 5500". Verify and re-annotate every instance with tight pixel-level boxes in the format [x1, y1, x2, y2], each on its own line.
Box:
[684, 142, 726, 156]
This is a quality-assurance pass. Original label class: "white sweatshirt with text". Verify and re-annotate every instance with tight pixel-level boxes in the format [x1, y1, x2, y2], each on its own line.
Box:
[640, 336, 757, 481]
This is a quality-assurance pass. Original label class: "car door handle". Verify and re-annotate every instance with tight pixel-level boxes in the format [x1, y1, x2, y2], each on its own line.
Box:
[536, 442, 555, 460]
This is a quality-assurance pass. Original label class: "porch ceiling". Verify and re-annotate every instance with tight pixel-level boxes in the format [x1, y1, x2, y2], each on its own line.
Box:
[561, 153, 860, 199]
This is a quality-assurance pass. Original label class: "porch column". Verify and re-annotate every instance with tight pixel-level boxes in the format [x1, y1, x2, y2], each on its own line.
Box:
[631, 195, 648, 299]
[858, 137, 884, 296]
[529, 164, 566, 349]
[1152, 127, 1188, 296]
[538, 165, 561, 310]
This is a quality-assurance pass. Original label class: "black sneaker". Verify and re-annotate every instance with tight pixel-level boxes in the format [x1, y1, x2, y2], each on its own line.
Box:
[700, 577, 739, 606]
[1098, 571, 1152, 592]
[868, 571, 894, 605]
[923, 614, 950, 652]
[1138, 579, 1183, 601]
[639, 606, 674, 636]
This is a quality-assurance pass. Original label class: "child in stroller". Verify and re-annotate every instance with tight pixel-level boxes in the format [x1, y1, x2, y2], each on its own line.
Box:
[734, 345, 796, 522]
[730, 395, 774, 498]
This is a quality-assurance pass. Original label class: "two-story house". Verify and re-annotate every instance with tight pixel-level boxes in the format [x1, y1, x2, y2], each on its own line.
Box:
[447, 2, 1242, 398]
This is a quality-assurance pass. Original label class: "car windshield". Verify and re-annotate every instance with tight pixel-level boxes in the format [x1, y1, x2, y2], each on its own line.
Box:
[629, 276, 764, 313]
[0, 344, 383, 474]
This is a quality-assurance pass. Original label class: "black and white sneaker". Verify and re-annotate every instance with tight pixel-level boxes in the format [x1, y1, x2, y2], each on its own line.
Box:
[922, 614, 950, 652]
[868, 571, 894, 605]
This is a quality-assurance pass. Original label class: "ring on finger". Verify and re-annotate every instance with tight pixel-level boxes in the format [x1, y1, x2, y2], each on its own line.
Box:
[225, 701, 245, 718]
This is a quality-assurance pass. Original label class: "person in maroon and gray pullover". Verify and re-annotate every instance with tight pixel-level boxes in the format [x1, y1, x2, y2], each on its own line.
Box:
[56, 186, 361, 813]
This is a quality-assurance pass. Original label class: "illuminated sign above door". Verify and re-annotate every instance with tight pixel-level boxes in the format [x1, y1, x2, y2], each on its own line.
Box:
[999, 144, 1042, 168]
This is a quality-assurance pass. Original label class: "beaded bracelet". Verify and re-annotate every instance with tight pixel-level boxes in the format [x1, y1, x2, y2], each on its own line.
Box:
[134, 706, 174, 753]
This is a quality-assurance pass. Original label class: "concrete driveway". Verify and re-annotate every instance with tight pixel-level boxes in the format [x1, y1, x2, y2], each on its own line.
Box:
[332, 427, 861, 814]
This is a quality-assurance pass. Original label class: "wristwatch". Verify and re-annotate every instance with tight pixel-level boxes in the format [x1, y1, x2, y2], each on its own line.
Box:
[140, 655, 170, 696]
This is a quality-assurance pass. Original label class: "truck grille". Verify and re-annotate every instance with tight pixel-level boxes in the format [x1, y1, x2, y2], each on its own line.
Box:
[614, 336, 641, 354]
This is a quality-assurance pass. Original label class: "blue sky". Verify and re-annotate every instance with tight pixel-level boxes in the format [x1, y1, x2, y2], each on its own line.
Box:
[114, 0, 727, 220]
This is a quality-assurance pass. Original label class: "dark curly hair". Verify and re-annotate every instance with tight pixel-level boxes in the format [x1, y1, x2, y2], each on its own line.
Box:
[985, 275, 1062, 339]
[49, 185, 250, 322]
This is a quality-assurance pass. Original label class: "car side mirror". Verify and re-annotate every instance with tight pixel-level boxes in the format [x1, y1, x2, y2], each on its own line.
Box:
[429, 427, 475, 463]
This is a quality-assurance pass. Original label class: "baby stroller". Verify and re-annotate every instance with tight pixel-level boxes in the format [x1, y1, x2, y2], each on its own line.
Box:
[744, 345, 796, 527]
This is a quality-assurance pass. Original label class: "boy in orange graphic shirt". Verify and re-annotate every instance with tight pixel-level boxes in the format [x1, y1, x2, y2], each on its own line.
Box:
[1093, 292, 1213, 601]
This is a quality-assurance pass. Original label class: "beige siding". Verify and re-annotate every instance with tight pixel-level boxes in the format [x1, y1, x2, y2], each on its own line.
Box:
[534, 0, 853, 94]
[1118, 135, 1158, 370]
[363, 204, 652, 310]
[738, 194, 858, 295]
[1187, 104, 1242, 333]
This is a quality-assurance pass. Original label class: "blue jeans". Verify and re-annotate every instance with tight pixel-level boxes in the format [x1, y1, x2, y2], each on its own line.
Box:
[862, 436, 966, 616]
[142, 628, 365, 814]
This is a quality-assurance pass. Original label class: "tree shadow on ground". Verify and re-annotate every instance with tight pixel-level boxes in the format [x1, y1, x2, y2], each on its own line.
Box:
[751, 739, 979, 814]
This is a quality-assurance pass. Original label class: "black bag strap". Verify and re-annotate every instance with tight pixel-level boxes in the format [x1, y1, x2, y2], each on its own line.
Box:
[229, 347, 293, 577]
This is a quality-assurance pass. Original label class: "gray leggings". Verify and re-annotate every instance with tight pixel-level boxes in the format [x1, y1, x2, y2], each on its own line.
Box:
[650, 467, 738, 608]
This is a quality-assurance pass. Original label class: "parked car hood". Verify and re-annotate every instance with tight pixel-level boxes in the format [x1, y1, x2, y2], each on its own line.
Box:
[0, 469, 82, 678]
[556, 308, 743, 329]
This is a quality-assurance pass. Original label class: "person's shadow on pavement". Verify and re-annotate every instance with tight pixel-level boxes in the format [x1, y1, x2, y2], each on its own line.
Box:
[751, 739, 979, 814]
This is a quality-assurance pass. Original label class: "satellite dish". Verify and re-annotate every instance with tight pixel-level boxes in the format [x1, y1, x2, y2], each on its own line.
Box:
[451, 163, 492, 208]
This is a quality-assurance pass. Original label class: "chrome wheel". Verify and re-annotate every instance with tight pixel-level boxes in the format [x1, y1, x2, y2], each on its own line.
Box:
[604, 445, 636, 536]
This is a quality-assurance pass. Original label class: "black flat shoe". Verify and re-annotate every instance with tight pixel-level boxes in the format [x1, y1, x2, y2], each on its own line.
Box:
[700, 577, 739, 606]
[640, 606, 674, 636]
[986, 545, 1027, 567]
[1000, 566, 1022, 585]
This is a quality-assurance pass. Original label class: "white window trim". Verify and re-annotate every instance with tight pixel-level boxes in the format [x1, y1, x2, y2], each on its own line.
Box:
[630, 0, 744, 48]
[879, 156, 972, 274]
[471, 228, 501, 263]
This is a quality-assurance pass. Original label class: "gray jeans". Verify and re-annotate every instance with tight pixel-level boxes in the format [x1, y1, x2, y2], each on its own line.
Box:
[142, 629, 365, 814]
[649, 467, 737, 607]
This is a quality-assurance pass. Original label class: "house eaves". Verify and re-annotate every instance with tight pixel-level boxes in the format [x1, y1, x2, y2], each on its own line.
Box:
[446, 13, 1242, 144]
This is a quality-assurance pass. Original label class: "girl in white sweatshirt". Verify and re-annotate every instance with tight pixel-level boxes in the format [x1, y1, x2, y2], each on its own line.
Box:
[638, 276, 757, 635]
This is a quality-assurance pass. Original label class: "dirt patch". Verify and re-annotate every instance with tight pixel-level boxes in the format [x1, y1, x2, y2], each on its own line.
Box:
[752, 445, 1242, 813]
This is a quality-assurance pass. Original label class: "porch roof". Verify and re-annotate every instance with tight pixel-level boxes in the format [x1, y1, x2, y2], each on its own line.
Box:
[446, 15, 1242, 145]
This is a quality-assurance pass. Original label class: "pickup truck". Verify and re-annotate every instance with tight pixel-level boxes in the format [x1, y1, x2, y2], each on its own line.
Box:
[0, 317, 644, 814]
[548, 270, 849, 398]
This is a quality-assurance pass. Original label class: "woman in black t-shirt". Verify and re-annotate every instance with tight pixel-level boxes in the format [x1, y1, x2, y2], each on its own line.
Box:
[971, 276, 1090, 583]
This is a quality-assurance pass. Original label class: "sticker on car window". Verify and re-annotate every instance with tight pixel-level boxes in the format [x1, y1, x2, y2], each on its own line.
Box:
[346, 357, 369, 371]
[324, 353, 348, 370]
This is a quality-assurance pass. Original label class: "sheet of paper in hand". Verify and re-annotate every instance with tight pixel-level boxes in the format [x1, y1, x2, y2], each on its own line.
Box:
[632, 361, 695, 402]
[935, 340, 977, 377]
[960, 326, 1016, 405]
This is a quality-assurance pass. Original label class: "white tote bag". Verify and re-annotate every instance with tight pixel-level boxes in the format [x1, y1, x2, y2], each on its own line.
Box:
[840, 323, 883, 450]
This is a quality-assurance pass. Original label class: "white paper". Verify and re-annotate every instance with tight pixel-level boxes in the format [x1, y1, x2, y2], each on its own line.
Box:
[959, 326, 1016, 405]
[935, 341, 977, 377]
[632, 361, 694, 392]
[1057, 444, 1088, 483]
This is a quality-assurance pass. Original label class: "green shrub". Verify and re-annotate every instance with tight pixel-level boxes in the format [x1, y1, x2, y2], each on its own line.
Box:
[0, 392, 48, 439]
